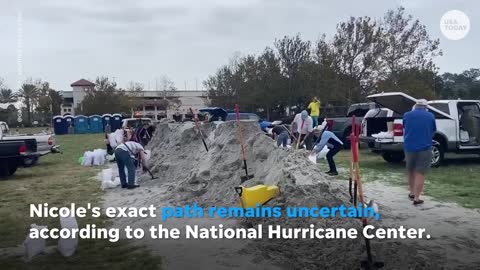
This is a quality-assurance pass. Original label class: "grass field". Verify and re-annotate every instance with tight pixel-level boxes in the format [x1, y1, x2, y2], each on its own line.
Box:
[318, 148, 480, 208]
[0, 134, 161, 269]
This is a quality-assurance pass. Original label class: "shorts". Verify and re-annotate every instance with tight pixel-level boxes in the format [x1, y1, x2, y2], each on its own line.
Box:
[405, 149, 432, 173]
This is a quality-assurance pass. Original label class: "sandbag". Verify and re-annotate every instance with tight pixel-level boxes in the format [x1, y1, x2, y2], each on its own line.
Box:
[143, 150, 151, 161]
[82, 151, 94, 166]
[101, 168, 113, 182]
[317, 146, 330, 159]
[108, 129, 124, 148]
[58, 216, 78, 257]
[93, 149, 107, 166]
[24, 224, 47, 261]
[101, 168, 119, 190]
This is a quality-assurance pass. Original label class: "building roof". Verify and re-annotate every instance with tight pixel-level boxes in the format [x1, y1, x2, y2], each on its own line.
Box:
[70, 79, 95, 87]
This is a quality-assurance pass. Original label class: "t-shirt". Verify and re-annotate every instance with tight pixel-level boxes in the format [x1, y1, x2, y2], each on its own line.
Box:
[292, 113, 313, 134]
[116, 141, 145, 155]
[272, 125, 288, 136]
[403, 109, 436, 152]
[308, 101, 321, 116]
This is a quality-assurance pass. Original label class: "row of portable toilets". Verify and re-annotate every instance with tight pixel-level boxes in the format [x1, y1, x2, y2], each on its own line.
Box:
[53, 114, 123, 135]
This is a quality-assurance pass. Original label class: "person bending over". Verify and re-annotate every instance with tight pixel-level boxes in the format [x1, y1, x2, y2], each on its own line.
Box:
[312, 127, 343, 176]
[272, 124, 289, 147]
[114, 140, 148, 189]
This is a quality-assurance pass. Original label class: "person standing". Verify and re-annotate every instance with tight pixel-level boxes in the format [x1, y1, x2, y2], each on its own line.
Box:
[308, 97, 321, 127]
[311, 127, 343, 176]
[114, 140, 149, 189]
[403, 99, 436, 205]
[291, 110, 314, 149]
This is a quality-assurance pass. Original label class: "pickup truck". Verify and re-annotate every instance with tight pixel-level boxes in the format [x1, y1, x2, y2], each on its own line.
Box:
[360, 92, 480, 167]
[325, 103, 374, 148]
[0, 122, 60, 166]
[0, 136, 37, 178]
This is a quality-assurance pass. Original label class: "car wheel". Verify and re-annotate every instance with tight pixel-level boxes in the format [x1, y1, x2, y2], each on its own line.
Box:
[431, 141, 444, 167]
[381, 152, 405, 163]
[0, 162, 17, 178]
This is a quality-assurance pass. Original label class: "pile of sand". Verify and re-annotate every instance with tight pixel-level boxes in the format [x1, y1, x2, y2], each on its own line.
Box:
[133, 121, 442, 269]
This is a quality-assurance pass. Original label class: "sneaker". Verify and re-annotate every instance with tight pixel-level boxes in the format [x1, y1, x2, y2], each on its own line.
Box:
[325, 171, 333, 174]
[413, 200, 424, 205]
[127, 184, 140, 189]
[327, 171, 338, 176]
[408, 194, 415, 199]
[121, 185, 128, 189]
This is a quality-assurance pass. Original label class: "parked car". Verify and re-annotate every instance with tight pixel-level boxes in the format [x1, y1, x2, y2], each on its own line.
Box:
[360, 91, 480, 167]
[121, 118, 153, 129]
[0, 128, 38, 178]
[199, 107, 272, 132]
[325, 103, 374, 148]
[0, 121, 60, 167]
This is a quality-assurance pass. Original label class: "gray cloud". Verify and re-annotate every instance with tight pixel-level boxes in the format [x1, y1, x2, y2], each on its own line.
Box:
[0, 0, 478, 91]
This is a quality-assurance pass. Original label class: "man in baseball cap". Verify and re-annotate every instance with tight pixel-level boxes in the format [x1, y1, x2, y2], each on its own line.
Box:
[403, 99, 436, 205]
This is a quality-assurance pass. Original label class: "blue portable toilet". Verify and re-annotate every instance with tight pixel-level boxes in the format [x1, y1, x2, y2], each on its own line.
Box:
[89, 115, 103, 133]
[64, 115, 74, 132]
[74, 115, 89, 134]
[111, 113, 123, 131]
[53, 116, 67, 135]
[102, 114, 113, 132]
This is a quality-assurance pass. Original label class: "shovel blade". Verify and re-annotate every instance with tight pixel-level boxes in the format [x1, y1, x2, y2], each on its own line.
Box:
[240, 174, 255, 183]
[361, 260, 384, 269]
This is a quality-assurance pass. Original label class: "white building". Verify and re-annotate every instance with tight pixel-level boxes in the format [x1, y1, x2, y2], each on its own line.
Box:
[59, 79, 209, 120]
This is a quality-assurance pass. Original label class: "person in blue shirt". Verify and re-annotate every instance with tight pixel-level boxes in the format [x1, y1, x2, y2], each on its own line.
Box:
[403, 99, 436, 205]
[311, 127, 344, 176]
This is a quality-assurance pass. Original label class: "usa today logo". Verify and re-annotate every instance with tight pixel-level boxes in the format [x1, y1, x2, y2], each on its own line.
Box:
[440, 10, 470, 40]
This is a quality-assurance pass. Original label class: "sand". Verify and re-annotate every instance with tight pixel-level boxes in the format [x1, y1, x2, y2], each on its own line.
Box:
[102, 121, 480, 270]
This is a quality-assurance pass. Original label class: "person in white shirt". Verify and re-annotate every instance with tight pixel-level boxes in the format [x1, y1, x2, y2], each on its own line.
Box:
[115, 141, 148, 189]
[291, 110, 314, 149]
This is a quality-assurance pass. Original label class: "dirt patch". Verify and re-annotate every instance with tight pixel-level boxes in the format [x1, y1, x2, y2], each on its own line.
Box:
[102, 122, 480, 269]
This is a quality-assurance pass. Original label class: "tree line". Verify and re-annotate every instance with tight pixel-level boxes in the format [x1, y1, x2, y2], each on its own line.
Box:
[204, 7, 478, 120]
[0, 78, 63, 126]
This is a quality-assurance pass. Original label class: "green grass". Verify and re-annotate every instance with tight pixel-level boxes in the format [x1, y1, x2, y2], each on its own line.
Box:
[318, 148, 480, 208]
[0, 134, 161, 269]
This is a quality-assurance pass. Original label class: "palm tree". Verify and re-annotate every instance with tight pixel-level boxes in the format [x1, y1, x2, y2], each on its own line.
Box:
[0, 89, 17, 103]
[19, 83, 39, 125]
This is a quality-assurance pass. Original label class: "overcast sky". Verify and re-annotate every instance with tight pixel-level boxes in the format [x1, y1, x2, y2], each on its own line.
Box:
[0, 0, 478, 92]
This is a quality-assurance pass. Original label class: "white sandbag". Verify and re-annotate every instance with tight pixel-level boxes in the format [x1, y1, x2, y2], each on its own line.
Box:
[93, 149, 107, 166]
[308, 154, 317, 164]
[82, 151, 94, 166]
[113, 176, 121, 185]
[114, 129, 124, 145]
[101, 179, 119, 190]
[317, 146, 330, 159]
[101, 168, 119, 190]
[58, 216, 78, 257]
[108, 133, 118, 148]
[108, 129, 124, 148]
[101, 168, 113, 182]
[24, 224, 47, 261]
[143, 150, 151, 161]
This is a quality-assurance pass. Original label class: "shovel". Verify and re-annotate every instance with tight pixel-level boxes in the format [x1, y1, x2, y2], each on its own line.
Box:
[235, 104, 254, 183]
[350, 115, 384, 269]
[189, 108, 209, 152]
[143, 166, 158, 180]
